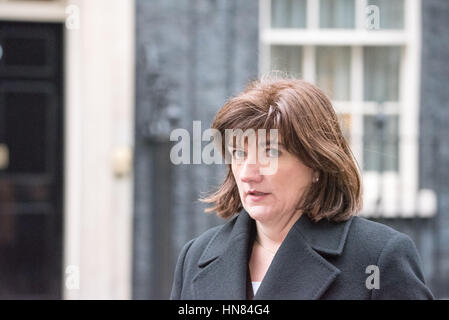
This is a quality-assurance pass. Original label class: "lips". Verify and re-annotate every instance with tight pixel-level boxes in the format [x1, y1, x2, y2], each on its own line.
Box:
[246, 189, 270, 202]
[247, 189, 270, 196]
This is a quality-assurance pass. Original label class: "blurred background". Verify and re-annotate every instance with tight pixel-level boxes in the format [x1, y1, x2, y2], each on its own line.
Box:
[0, 0, 447, 299]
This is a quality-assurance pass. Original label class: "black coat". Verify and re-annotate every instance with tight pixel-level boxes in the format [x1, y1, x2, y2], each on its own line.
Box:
[170, 208, 435, 299]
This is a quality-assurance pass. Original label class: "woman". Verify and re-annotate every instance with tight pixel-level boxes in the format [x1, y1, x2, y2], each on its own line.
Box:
[170, 77, 434, 300]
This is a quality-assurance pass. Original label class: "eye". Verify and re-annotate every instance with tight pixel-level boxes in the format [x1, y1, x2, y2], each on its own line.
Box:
[267, 148, 280, 158]
[232, 149, 246, 160]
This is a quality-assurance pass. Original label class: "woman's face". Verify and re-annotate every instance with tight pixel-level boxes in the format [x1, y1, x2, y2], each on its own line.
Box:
[230, 134, 315, 225]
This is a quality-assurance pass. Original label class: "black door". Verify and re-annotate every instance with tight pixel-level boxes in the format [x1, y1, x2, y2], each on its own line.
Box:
[0, 21, 63, 299]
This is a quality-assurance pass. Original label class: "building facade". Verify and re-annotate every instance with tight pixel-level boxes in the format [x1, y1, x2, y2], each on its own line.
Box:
[133, 0, 449, 299]
[0, 0, 447, 300]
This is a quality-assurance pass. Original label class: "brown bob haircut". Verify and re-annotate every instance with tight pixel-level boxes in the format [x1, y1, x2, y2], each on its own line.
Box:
[200, 75, 363, 222]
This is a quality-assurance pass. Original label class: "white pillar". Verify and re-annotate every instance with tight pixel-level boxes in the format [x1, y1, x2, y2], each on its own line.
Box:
[64, 0, 135, 299]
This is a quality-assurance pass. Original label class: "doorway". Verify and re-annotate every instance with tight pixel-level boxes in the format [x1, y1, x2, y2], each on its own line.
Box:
[0, 21, 63, 299]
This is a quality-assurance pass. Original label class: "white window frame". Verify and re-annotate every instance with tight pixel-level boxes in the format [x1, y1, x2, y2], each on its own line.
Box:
[259, 0, 436, 218]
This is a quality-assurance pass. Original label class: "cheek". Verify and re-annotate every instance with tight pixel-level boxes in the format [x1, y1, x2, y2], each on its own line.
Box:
[231, 164, 239, 180]
[271, 162, 312, 194]
[231, 164, 242, 189]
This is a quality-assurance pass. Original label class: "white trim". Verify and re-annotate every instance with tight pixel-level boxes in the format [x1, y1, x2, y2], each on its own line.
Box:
[63, 0, 135, 299]
[0, 0, 67, 22]
[349, 46, 364, 176]
[363, 172, 401, 218]
[355, 0, 368, 30]
[306, 0, 319, 29]
[302, 46, 315, 83]
[63, 0, 82, 299]
[261, 29, 409, 46]
[398, 0, 422, 217]
[259, 0, 271, 75]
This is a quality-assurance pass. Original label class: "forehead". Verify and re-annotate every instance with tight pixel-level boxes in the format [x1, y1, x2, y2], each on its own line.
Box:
[225, 130, 283, 148]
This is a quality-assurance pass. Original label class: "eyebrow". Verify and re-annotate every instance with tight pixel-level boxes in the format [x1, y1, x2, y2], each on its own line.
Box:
[259, 141, 284, 148]
[227, 142, 285, 149]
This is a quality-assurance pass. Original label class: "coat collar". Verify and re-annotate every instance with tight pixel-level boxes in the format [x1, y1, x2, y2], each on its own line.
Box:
[293, 209, 353, 256]
[193, 208, 353, 299]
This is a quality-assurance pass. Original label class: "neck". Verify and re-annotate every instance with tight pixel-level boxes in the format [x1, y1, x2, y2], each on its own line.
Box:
[255, 209, 304, 253]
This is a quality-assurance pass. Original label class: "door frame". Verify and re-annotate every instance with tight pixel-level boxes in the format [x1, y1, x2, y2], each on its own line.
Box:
[0, 0, 135, 299]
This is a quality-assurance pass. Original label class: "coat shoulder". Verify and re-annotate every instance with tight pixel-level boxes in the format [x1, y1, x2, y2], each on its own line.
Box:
[346, 216, 434, 299]
[345, 215, 413, 258]
[350, 215, 403, 238]
[349, 215, 404, 243]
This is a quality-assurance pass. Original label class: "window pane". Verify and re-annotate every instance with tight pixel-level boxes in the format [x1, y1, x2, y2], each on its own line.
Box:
[367, 0, 404, 29]
[363, 46, 401, 102]
[320, 0, 355, 28]
[271, 0, 306, 28]
[316, 46, 351, 100]
[363, 115, 399, 172]
[270, 45, 303, 77]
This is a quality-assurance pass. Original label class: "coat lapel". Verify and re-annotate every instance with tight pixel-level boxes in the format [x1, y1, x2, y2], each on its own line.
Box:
[253, 223, 341, 300]
[192, 210, 256, 299]
[192, 208, 353, 300]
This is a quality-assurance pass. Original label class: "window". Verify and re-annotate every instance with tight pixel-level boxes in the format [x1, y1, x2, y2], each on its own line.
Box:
[259, 0, 436, 217]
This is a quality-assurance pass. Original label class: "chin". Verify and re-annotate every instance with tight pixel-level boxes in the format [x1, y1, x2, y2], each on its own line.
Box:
[244, 204, 274, 222]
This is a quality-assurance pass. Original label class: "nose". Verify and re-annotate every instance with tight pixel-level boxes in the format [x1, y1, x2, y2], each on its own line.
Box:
[239, 158, 263, 184]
